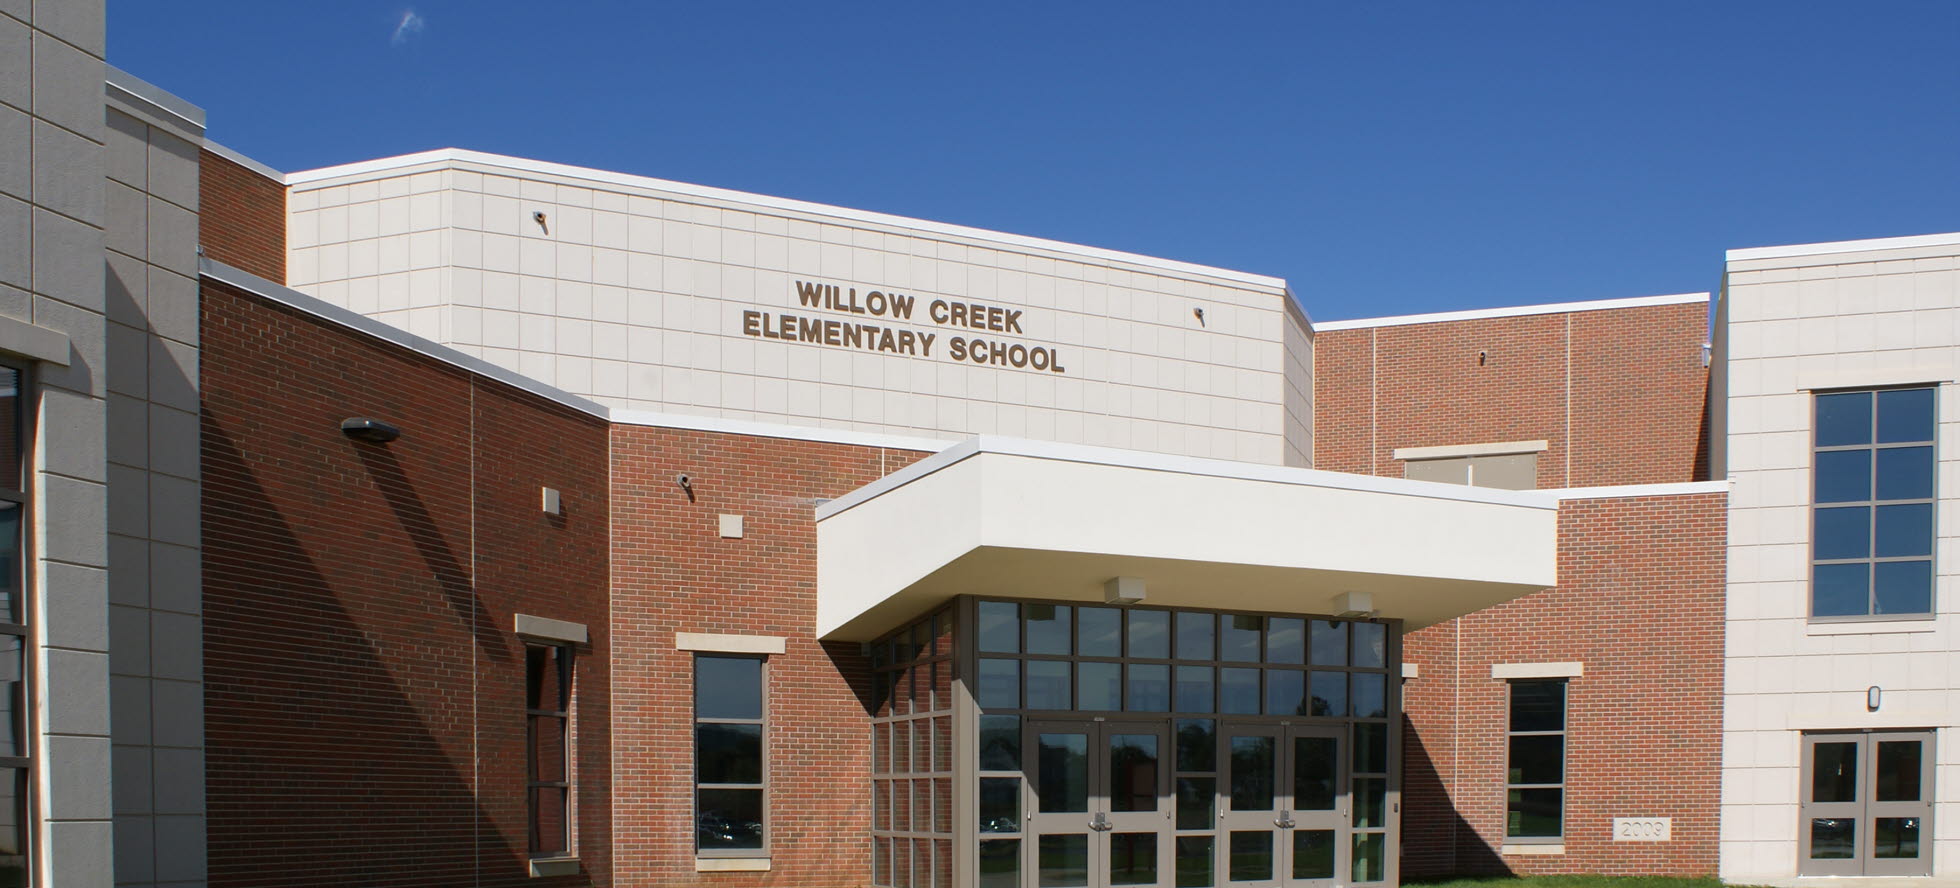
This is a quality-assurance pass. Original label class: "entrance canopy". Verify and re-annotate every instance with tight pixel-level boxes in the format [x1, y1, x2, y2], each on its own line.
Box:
[815, 437, 1559, 641]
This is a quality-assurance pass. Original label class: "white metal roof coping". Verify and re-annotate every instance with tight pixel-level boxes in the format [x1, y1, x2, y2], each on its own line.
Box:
[1313, 292, 1709, 332]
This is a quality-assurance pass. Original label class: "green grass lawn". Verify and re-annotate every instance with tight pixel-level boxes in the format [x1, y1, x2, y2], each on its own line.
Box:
[1409, 876, 1728, 888]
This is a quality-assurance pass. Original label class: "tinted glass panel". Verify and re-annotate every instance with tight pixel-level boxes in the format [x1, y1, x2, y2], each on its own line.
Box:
[1875, 446, 1934, 500]
[1037, 733, 1089, 813]
[978, 658, 1021, 710]
[1352, 832, 1386, 882]
[1874, 560, 1934, 615]
[0, 368, 16, 489]
[1176, 719, 1216, 772]
[1128, 610, 1170, 659]
[1127, 664, 1170, 712]
[1175, 612, 1215, 660]
[978, 601, 1019, 653]
[1079, 662, 1121, 711]
[1025, 605, 1071, 655]
[1078, 607, 1121, 657]
[980, 715, 1021, 770]
[697, 788, 764, 849]
[1354, 776, 1386, 828]
[696, 723, 760, 783]
[0, 769, 22, 882]
[1220, 615, 1263, 661]
[1220, 668, 1260, 714]
[1109, 832, 1157, 886]
[1310, 620, 1348, 666]
[1508, 734, 1563, 785]
[1309, 671, 1347, 717]
[1265, 618, 1304, 664]
[1175, 665, 1214, 713]
[1026, 660, 1071, 710]
[1874, 503, 1933, 557]
[1354, 723, 1388, 774]
[1352, 622, 1386, 668]
[1809, 817, 1855, 859]
[1352, 672, 1387, 719]
[1510, 680, 1564, 731]
[1876, 388, 1935, 443]
[1229, 736, 1275, 810]
[1038, 834, 1088, 888]
[1506, 787, 1561, 837]
[1176, 776, 1215, 829]
[1875, 740, 1923, 802]
[1294, 736, 1337, 810]
[1813, 506, 1871, 560]
[1294, 830, 1335, 880]
[979, 777, 1019, 833]
[1874, 817, 1922, 859]
[1109, 734, 1159, 812]
[1816, 391, 1873, 447]
[978, 839, 1020, 888]
[0, 504, 15, 623]
[1264, 669, 1304, 716]
[1812, 562, 1870, 617]
[531, 786, 567, 853]
[0, 639, 17, 758]
[1228, 831, 1272, 882]
[1814, 449, 1871, 503]
[696, 655, 760, 720]
[1175, 835, 1214, 888]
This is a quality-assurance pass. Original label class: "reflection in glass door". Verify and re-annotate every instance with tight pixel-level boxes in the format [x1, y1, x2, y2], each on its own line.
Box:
[1800, 731, 1935, 876]
[1219, 724, 1348, 886]
[1024, 720, 1173, 888]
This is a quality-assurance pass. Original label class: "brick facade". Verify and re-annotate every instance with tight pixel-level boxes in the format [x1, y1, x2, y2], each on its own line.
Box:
[199, 148, 287, 282]
[1313, 303, 1723, 876]
[201, 278, 611, 887]
[1313, 301, 1709, 487]
[608, 425, 929, 886]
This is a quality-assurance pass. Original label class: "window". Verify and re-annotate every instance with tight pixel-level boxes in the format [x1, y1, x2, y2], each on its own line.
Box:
[696, 654, 766, 856]
[526, 644, 573, 858]
[1505, 680, 1564, 840]
[1402, 453, 1536, 490]
[1812, 387, 1936, 618]
[0, 364, 25, 883]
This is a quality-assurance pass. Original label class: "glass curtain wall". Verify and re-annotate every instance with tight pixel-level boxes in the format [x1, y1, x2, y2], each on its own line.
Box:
[872, 606, 958, 888]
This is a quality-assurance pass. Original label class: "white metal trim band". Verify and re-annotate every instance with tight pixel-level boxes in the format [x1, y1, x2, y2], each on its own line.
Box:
[1551, 480, 1729, 501]
[1796, 367, 1956, 391]
[608, 409, 950, 453]
[675, 633, 787, 655]
[814, 434, 1561, 522]
[1727, 230, 1960, 263]
[1393, 440, 1549, 461]
[515, 614, 589, 644]
[1313, 292, 1709, 332]
[203, 139, 285, 182]
[284, 149, 1288, 292]
[1491, 662, 1583, 679]
[104, 65, 207, 133]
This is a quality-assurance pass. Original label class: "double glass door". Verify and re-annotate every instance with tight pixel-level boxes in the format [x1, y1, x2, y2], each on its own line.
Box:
[1800, 731, 1935, 876]
[1022, 719, 1345, 888]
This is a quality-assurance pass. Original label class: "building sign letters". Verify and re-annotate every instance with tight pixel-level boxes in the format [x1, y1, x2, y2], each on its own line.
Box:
[739, 280, 1066, 373]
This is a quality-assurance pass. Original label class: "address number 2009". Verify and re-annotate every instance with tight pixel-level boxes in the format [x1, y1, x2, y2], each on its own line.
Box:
[1613, 818, 1672, 842]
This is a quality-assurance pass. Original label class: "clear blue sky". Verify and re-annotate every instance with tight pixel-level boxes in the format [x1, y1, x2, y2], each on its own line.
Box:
[109, 2, 1960, 322]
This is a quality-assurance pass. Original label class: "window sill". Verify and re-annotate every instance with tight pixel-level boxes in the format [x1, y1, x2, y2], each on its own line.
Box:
[1806, 618, 1937, 636]
[529, 857, 580, 878]
[1501, 843, 1565, 856]
[696, 858, 771, 873]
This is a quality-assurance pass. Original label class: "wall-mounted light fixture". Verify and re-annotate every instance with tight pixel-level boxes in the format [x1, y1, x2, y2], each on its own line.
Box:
[1104, 576, 1146, 605]
[1867, 685, 1882, 712]
[532, 211, 549, 234]
[677, 473, 695, 502]
[340, 417, 401, 444]
[1193, 307, 1206, 327]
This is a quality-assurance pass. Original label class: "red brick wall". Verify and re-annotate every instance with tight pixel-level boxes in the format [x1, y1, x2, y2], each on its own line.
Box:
[1400, 493, 1726, 877]
[199, 148, 287, 282]
[608, 426, 929, 887]
[202, 278, 611, 887]
[1312, 301, 1709, 486]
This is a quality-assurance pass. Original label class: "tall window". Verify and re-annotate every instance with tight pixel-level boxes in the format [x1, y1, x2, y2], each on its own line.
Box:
[1402, 453, 1537, 490]
[1813, 387, 1936, 618]
[0, 364, 26, 883]
[696, 655, 766, 856]
[526, 644, 573, 858]
[1505, 680, 1565, 841]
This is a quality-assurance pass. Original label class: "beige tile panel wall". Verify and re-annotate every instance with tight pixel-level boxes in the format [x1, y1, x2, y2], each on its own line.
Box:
[286, 163, 1297, 464]
[1719, 242, 1960, 880]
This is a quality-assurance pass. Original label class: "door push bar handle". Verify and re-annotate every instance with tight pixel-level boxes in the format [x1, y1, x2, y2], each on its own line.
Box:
[1275, 809, 1297, 829]
[1089, 812, 1112, 832]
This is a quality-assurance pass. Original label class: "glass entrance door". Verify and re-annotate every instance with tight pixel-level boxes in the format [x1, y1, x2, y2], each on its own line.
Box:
[1800, 731, 1935, 876]
[1219, 724, 1347, 887]
[1025, 720, 1173, 888]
